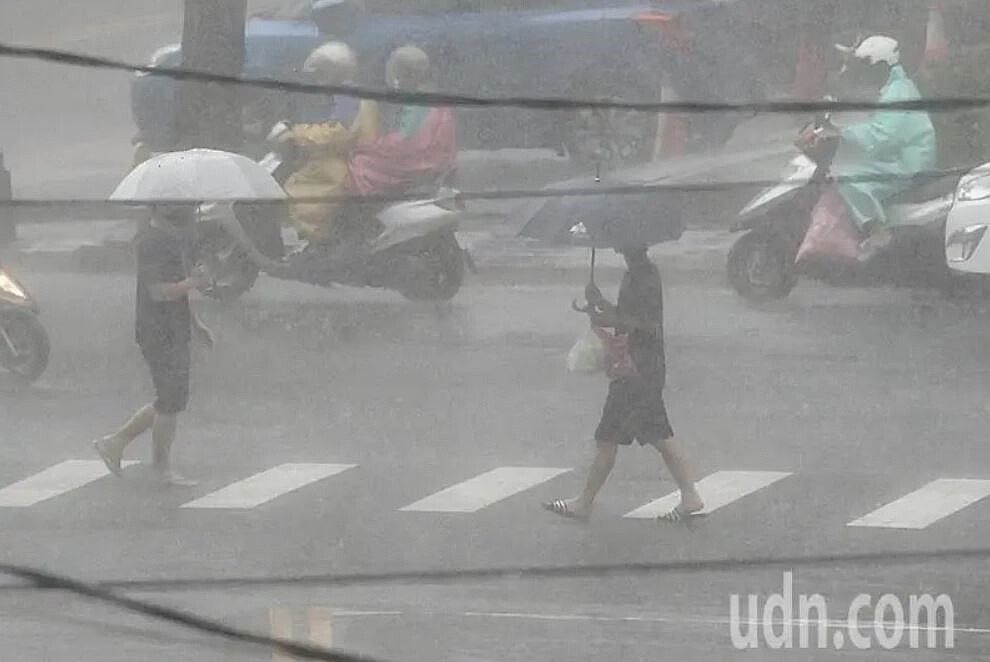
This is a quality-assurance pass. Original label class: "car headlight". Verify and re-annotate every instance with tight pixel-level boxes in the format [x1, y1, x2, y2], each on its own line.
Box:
[946, 224, 988, 263]
[136, 44, 181, 76]
[957, 172, 990, 202]
[0, 271, 27, 300]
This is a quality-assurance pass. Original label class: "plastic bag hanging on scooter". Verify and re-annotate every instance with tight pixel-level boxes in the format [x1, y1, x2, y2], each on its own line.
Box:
[794, 183, 863, 265]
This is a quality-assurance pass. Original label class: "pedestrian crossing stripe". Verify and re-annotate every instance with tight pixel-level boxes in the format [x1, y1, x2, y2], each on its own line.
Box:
[847, 479, 990, 530]
[0, 460, 140, 508]
[181, 463, 357, 510]
[622, 470, 793, 519]
[399, 466, 572, 513]
[4, 462, 990, 528]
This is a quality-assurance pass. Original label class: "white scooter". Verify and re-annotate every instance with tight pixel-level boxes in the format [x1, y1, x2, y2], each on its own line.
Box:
[726, 111, 969, 302]
[194, 122, 473, 301]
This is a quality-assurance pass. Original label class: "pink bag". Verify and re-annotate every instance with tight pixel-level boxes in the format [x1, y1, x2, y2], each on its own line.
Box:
[795, 186, 862, 264]
[592, 326, 639, 380]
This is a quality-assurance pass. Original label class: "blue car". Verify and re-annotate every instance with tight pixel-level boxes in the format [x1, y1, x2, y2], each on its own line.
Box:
[132, 0, 765, 166]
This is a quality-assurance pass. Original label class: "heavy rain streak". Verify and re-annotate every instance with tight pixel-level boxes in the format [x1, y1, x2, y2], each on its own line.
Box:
[2, 0, 990, 660]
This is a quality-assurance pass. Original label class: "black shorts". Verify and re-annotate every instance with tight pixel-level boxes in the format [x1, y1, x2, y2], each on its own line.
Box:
[140, 342, 190, 415]
[594, 378, 673, 447]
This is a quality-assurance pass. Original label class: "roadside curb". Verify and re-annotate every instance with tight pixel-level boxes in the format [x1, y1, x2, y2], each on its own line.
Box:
[8, 237, 732, 287]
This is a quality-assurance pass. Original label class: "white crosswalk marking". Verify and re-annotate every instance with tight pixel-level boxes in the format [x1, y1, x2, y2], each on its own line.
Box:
[623, 470, 792, 519]
[0, 460, 139, 507]
[847, 479, 990, 530]
[400, 466, 571, 513]
[181, 463, 357, 510]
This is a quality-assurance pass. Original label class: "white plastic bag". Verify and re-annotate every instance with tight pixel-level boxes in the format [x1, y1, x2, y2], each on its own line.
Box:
[567, 325, 605, 373]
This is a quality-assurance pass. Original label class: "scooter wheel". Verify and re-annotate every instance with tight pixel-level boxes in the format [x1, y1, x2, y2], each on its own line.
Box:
[398, 232, 465, 301]
[0, 309, 51, 385]
[727, 230, 798, 303]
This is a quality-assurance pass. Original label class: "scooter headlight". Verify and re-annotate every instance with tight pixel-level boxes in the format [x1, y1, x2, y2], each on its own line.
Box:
[946, 224, 988, 263]
[957, 172, 990, 202]
[0, 271, 27, 300]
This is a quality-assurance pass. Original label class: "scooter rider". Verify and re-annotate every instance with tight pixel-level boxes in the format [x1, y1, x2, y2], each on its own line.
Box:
[797, 35, 936, 262]
[345, 45, 457, 197]
[282, 41, 380, 245]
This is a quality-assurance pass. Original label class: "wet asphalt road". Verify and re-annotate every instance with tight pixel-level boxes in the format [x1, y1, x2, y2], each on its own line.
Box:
[3, 2, 990, 660]
[2, 268, 990, 660]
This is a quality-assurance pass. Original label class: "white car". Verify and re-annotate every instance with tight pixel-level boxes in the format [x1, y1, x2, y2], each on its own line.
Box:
[945, 165, 990, 273]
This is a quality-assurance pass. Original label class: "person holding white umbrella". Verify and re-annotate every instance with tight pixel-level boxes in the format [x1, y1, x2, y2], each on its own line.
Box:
[93, 203, 213, 486]
[93, 148, 285, 485]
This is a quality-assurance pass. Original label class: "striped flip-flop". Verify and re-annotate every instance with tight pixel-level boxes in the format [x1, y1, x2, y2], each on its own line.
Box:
[542, 499, 590, 522]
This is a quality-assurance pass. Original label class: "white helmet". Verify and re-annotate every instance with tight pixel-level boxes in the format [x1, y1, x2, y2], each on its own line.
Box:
[303, 41, 358, 84]
[836, 35, 901, 66]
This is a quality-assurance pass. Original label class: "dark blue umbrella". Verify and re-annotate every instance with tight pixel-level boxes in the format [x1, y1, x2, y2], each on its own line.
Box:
[515, 168, 685, 250]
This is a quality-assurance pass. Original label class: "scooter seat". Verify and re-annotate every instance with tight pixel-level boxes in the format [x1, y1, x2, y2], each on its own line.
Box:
[889, 173, 960, 205]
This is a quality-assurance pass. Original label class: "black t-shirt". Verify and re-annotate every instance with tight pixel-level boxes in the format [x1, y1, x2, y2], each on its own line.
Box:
[135, 224, 192, 349]
[616, 259, 665, 388]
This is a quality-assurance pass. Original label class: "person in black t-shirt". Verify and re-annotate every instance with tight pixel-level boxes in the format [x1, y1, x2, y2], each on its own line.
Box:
[93, 205, 214, 487]
[544, 245, 704, 523]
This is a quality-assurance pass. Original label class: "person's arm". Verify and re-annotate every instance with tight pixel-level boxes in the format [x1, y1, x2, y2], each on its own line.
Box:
[590, 306, 658, 332]
[139, 233, 211, 302]
[587, 279, 660, 332]
[355, 100, 381, 143]
[840, 81, 912, 156]
[148, 264, 209, 302]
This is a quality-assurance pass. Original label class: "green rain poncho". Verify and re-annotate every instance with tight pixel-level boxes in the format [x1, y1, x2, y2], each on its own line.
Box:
[837, 65, 937, 229]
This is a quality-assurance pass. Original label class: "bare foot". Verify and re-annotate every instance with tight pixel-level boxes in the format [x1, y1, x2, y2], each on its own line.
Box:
[92, 437, 123, 477]
[679, 493, 705, 514]
[151, 469, 198, 487]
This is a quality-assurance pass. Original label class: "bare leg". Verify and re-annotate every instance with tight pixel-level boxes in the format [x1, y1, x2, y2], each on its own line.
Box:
[151, 412, 178, 475]
[150, 413, 197, 486]
[93, 404, 155, 475]
[110, 404, 156, 449]
[545, 442, 618, 519]
[655, 437, 704, 513]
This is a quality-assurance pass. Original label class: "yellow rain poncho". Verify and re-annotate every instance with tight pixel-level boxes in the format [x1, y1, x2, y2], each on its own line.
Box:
[284, 97, 379, 242]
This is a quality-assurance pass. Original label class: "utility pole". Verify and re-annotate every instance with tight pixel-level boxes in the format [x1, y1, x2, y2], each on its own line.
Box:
[176, 0, 247, 152]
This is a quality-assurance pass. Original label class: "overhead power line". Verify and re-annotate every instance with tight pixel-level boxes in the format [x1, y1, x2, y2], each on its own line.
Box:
[0, 564, 391, 662]
[1, 40, 989, 114]
[0, 166, 977, 214]
[4, 546, 990, 595]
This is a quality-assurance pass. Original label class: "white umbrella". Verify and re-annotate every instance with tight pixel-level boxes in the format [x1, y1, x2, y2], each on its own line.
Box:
[110, 148, 286, 203]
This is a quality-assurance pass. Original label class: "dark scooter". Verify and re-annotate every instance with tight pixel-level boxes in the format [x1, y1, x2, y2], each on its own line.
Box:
[0, 264, 50, 384]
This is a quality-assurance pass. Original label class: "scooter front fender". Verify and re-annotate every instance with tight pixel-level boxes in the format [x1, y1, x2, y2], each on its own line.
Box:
[733, 156, 817, 232]
[732, 184, 809, 232]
